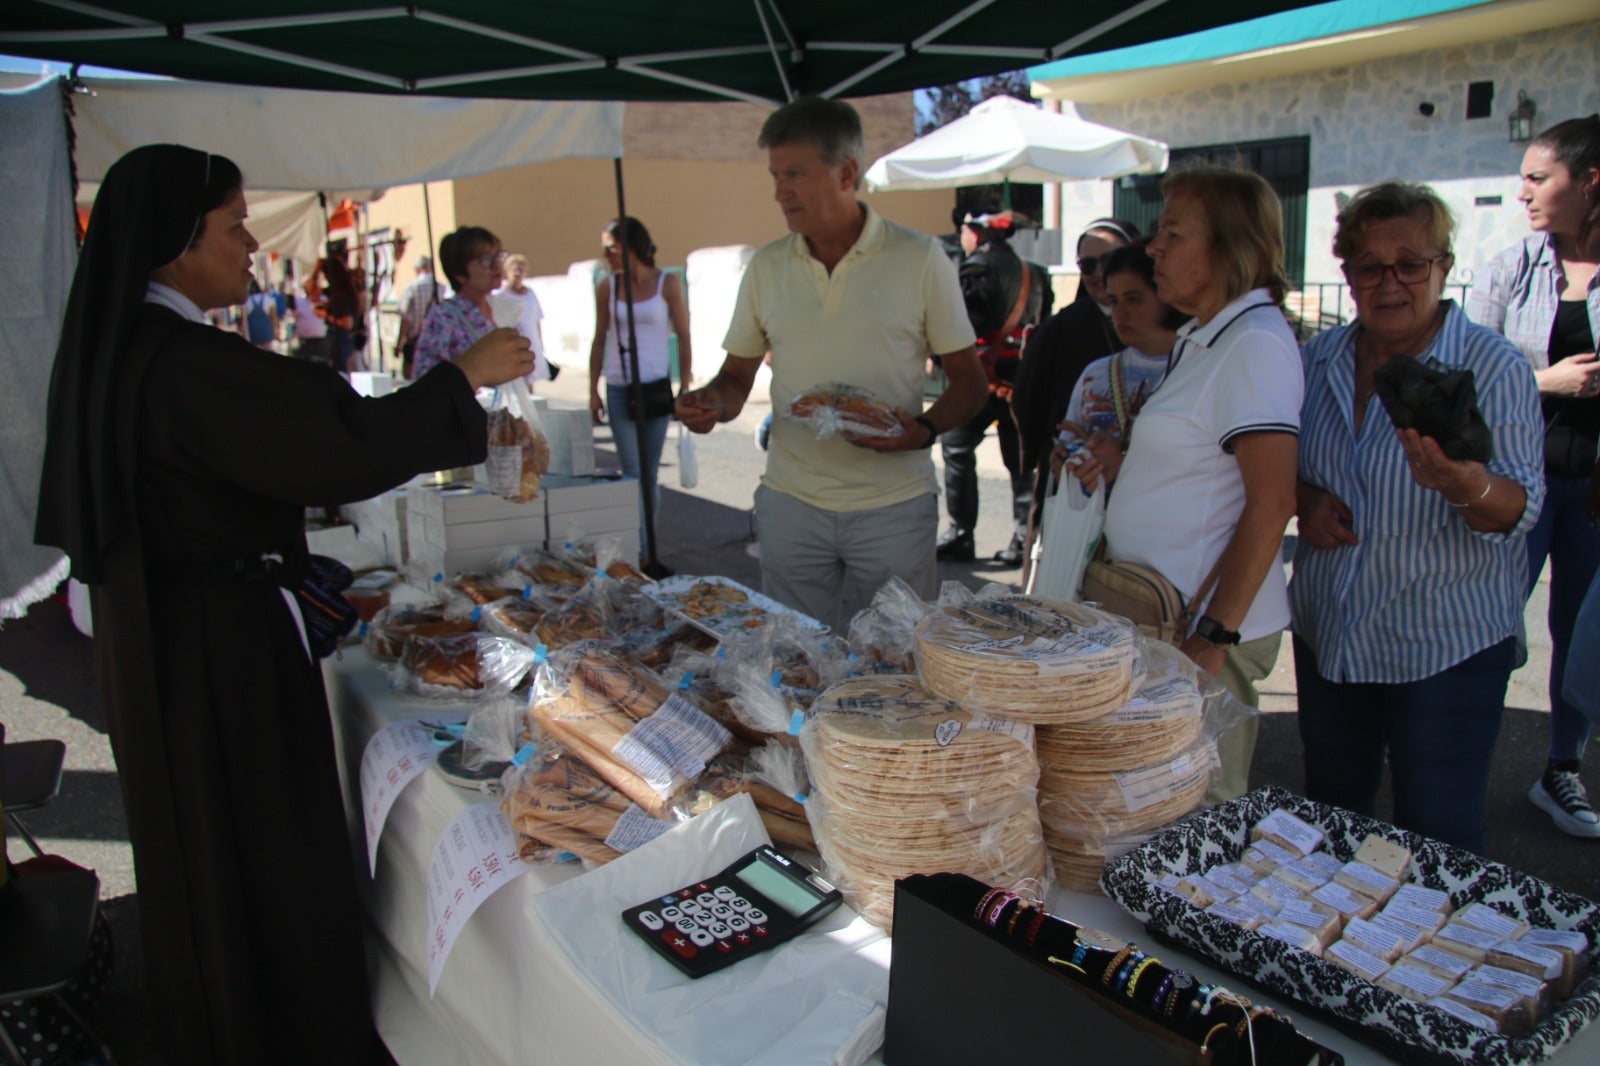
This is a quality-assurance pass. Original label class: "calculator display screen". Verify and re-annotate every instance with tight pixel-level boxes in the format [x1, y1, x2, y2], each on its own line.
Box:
[733, 857, 820, 917]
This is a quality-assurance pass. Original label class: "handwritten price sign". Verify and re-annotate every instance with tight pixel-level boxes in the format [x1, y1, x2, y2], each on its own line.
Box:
[423, 802, 535, 995]
[359, 716, 462, 875]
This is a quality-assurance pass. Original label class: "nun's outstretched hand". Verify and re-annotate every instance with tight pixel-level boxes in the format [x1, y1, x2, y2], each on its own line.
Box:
[454, 328, 535, 389]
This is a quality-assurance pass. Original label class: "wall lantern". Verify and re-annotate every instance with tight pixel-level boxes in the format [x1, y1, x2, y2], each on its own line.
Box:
[1509, 90, 1537, 143]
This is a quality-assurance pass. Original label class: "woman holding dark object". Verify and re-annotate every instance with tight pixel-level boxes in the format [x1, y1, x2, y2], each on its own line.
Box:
[412, 224, 504, 381]
[588, 216, 692, 574]
[1295, 181, 1544, 854]
[33, 144, 533, 1064]
[1009, 218, 1136, 583]
[1469, 115, 1600, 838]
[1069, 167, 1301, 801]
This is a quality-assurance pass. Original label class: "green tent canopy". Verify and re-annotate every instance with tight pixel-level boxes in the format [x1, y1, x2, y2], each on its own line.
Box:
[3, 1, 1323, 105]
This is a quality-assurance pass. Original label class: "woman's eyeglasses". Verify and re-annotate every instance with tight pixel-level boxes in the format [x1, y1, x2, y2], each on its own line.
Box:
[471, 252, 506, 269]
[1345, 254, 1449, 289]
[1076, 254, 1105, 275]
[601, 242, 621, 254]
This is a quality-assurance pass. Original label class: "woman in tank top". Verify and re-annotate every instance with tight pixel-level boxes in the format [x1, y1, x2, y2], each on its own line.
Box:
[1469, 114, 1600, 839]
[587, 216, 693, 575]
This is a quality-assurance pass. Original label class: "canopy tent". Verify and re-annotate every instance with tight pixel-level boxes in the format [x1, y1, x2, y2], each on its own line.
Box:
[2, 0, 1326, 613]
[864, 96, 1168, 192]
[61, 75, 624, 190]
[54, 72, 624, 261]
[0, 76, 620, 614]
[3, 1, 1324, 106]
[72, 184, 378, 264]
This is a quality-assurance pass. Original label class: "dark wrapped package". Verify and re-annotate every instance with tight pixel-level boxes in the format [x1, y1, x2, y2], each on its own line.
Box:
[1373, 358, 1493, 464]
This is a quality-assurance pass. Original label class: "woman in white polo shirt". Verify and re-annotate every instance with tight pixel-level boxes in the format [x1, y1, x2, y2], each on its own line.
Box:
[1073, 164, 1302, 801]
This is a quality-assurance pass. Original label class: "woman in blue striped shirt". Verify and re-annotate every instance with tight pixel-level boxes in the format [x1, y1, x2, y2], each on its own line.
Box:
[1292, 181, 1545, 854]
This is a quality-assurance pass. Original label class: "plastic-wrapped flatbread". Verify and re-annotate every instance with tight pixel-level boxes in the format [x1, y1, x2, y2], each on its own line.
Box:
[915, 589, 1138, 723]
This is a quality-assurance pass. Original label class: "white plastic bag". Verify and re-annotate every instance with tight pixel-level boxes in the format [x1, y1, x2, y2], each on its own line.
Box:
[676, 421, 699, 489]
[1028, 475, 1105, 601]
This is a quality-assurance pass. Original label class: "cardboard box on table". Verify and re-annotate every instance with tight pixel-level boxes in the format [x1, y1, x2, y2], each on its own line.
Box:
[543, 473, 640, 561]
[341, 489, 408, 566]
[404, 483, 546, 576]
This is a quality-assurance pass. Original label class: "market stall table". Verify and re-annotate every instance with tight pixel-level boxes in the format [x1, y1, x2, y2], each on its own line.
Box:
[325, 650, 1600, 1065]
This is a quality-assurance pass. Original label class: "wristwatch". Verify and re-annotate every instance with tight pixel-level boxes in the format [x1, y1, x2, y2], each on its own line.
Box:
[1193, 616, 1241, 647]
[913, 415, 939, 449]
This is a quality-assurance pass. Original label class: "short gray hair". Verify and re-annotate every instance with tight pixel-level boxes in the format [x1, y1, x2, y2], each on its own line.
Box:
[1332, 181, 1455, 263]
[759, 96, 866, 187]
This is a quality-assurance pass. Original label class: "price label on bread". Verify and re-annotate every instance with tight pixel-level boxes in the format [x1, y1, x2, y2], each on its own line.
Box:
[486, 407, 551, 503]
[785, 382, 904, 440]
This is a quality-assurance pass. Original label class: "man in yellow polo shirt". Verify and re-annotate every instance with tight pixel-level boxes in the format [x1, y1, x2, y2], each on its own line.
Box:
[677, 96, 986, 630]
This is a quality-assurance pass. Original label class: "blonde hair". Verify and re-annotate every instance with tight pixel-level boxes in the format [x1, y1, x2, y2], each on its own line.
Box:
[1162, 164, 1290, 304]
[503, 252, 528, 270]
[1332, 182, 1455, 262]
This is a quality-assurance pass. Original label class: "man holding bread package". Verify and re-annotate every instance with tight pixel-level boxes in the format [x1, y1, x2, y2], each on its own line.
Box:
[678, 95, 985, 631]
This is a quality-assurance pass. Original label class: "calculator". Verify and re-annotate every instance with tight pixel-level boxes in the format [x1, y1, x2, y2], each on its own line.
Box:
[621, 845, 843, 978]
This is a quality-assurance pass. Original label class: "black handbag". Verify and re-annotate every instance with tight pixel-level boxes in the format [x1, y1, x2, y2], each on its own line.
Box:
[624, 377, 676, 421]
[295, 554, 360, 658]
[187, 552, 358, 658]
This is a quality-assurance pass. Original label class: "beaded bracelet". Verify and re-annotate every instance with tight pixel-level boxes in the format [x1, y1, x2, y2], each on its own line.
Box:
[1101, 945, 1134, 987]
[1125, 958, 1159, 999]
[972, 888, 1003, 923]
[1149, 974, 1176, 1016]
[1006, 900, 1031, 938]
[1024, 909, 1048, 949]
[1113, 954, 1146, 995]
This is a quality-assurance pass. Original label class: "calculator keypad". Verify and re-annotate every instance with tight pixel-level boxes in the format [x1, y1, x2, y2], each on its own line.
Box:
[624, 851, 842, 979]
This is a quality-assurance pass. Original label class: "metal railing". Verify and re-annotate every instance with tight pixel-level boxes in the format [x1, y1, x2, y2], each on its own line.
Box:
[1286, 283, 1471, 342]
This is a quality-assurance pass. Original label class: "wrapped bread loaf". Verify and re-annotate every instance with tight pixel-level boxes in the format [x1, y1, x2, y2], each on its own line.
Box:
[363, 604, 476, 661]
[786, 383, 903, 439]
[486, 407, 551, 503]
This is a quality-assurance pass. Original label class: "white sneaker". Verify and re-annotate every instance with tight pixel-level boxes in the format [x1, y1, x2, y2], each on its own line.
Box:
[1529, 768, 1600, 839]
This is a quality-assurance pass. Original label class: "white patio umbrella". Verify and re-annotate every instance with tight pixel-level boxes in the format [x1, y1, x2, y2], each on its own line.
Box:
[864, 96, 1168, 192]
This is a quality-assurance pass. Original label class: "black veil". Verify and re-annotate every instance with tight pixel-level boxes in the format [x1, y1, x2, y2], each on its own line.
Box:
[34, 144, 225, 582]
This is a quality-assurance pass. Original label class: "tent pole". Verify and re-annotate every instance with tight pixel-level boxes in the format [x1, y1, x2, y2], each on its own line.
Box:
[612, 156, 658, 569]
[422, 183, 437, 322]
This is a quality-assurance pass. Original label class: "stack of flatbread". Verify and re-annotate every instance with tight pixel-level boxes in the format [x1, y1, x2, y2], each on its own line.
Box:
[800, 676, 1047, 930]
[1034, 645, 1213, 891]
[915, 592, 1138, 723]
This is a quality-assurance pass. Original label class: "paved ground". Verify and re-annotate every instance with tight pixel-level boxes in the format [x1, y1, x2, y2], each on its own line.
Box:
[3, 368, 1596, 1063]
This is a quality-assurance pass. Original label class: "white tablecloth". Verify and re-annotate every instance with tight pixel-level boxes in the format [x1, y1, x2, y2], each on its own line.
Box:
[325, 651, 1600, 1065]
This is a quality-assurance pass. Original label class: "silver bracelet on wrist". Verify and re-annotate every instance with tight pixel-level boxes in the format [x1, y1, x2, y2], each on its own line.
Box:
[1447, 476, 1492, 509]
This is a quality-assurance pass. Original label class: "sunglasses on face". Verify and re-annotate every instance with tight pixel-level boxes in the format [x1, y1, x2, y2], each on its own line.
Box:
[1344, 254, 1449, 290]
[1077, 254, 1106, 275]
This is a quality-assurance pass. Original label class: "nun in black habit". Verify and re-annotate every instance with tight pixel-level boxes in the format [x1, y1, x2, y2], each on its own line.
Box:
[34, 144, 535, 1065]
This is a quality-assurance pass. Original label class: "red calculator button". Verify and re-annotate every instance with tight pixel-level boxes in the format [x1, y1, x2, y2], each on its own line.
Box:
[663, 932, 698, 959]
[715, 939, 734, 954]
[752, 924, 770, 938]
[678, 888, 693, 899]
[735, 932, 752, 945]
[696, 882, 712, 893]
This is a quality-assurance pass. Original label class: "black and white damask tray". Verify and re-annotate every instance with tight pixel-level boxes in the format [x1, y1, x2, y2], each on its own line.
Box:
[1101, 786, 1599, 1065]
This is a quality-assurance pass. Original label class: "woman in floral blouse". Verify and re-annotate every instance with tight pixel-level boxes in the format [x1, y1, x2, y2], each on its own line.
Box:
[412, 226, 503, 380]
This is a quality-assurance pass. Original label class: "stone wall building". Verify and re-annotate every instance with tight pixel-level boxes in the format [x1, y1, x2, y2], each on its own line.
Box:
[1030, 0, 1599, 318]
